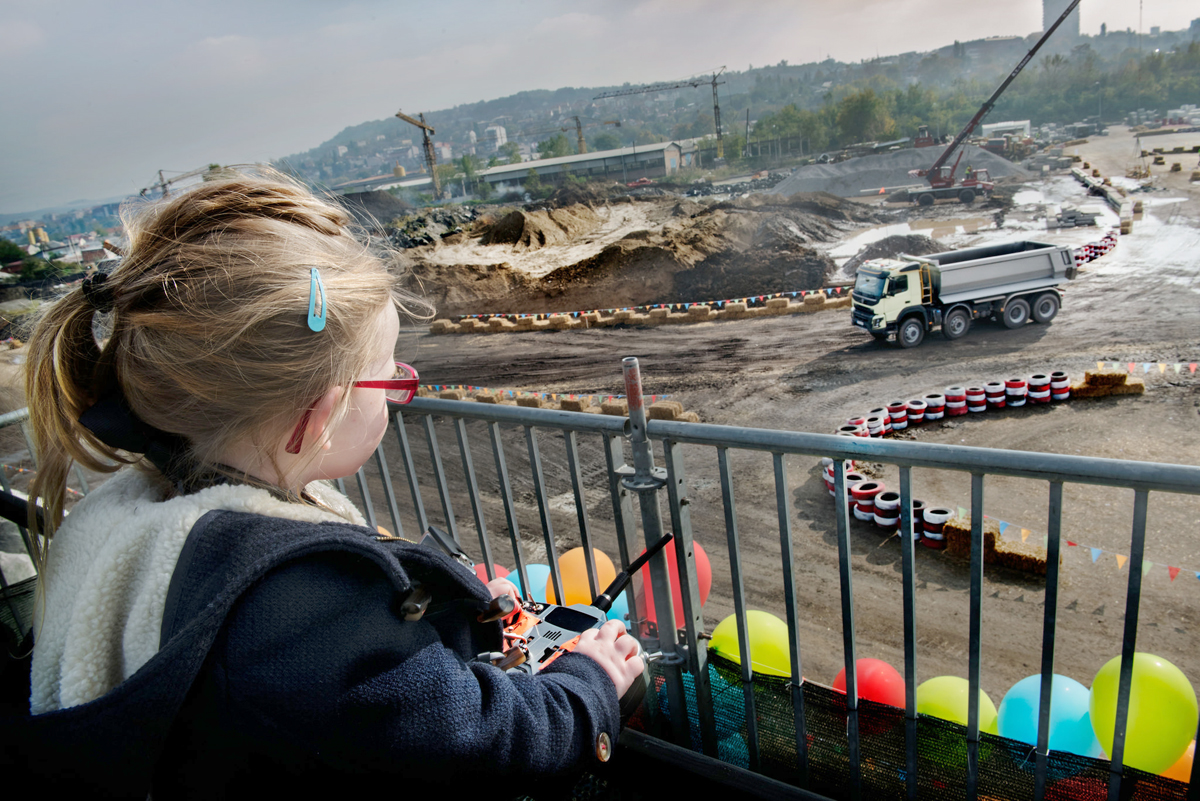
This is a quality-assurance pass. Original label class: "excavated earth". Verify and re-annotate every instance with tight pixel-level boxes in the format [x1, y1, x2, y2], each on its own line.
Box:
[400, 192, 890, 317]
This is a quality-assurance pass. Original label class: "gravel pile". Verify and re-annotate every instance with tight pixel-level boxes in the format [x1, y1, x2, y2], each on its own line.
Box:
[770, 145, 1029, 199]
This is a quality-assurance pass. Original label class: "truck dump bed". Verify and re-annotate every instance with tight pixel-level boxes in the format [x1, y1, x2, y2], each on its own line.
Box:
[923, 240, 1074, 304]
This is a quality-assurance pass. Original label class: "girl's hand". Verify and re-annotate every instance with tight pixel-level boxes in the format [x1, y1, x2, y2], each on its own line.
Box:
[572, 619, 644, 698]
[485, 577, 520, 608]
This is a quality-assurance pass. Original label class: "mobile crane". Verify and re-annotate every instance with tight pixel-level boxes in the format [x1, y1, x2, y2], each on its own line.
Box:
[906, 0, 1081, 206]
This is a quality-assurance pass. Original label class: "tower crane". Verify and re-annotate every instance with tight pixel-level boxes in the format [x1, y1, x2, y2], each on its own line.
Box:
[395, 109, 442, 200]
[594, 68, 726, 160]
[139, 164, 228, 198]
[518, 117, 622, 154]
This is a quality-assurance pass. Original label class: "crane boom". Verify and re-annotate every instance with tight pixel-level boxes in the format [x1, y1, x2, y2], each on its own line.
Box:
[395, 108, 442, 200]
[596, 68, 726, 160]
[923, 0, 1081, 184]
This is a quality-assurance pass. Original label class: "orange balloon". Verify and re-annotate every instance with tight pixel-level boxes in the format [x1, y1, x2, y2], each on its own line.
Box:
[546, 547, 615, 606]
[1162, 740, 1195, 783]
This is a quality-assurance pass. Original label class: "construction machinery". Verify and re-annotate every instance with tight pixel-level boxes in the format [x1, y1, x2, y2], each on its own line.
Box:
[139, 164, 229, 199]
[595, 67, 726, 161]
[518, 117, 621, 155]
[907, 0, 1081, 205]
[395, 109, 442, 200]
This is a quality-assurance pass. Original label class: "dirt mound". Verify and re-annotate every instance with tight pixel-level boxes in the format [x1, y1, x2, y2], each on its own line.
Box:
[771, 145, 1029, 199]
[479, 206, 602, 249]
[842, 234, 942, 275]
[390, 207, 479, 248]
[331, 190, 412, 231]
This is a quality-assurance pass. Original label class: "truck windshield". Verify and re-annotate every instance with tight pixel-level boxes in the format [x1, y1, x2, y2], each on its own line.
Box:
[854, 271, 885, 299]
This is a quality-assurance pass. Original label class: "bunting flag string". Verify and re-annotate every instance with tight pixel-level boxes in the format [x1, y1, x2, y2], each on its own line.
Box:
[962, 511, 1199, 587]
[450, 283, 852, 323]
[1093, 360, 1198, 375]
[418, 384, 670, 405]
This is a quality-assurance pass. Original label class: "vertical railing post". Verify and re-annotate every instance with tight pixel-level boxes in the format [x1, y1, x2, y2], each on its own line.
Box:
[966, 473, 985, 801]
[620, 357, 689, 747]
[899, 466, 919, 801]
[1034, 481, 1065, 801]
[832, 460, 862, 800]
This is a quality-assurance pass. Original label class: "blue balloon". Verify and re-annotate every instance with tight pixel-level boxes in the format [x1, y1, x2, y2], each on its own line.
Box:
[998, 674, 1103, 758]
[606, 590, 631, 630]
[508, 563, 550, 603]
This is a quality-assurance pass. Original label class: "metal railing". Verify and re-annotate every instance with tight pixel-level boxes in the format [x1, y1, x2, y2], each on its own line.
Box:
[4, 358, 1200, 800]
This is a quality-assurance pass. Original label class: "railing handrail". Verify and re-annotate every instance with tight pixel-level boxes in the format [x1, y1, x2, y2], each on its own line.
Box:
[648, 418, 1200, 495]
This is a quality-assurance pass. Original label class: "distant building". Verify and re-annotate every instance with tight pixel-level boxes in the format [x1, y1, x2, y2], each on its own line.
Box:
[483, 124, 507, 153]
[1044, 0, 1080, 38]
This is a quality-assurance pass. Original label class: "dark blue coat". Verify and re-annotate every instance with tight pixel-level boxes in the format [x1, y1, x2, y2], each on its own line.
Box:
[4, 510, 619, 799]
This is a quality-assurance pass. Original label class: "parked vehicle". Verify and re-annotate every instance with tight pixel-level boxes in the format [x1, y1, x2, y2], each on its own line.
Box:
[851, 240, 1077, 348]
[1047, 208, 1100, 229]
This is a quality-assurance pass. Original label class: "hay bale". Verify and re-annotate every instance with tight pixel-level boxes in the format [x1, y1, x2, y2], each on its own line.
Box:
[530, 319, 551, 331]
[765, 298, 791, 314]
[627, 313, 649, 325]
[1069, 381, 1112, 399]
[803, 293, 826, 307]
[601, 399, 629, 416]
[723, 302, 748, 314]
[687, 304, 713, 317]
[488, 318, 515, 332]
[942, 517, 1000, 560]
[473, 391, 500, 404]
[1083, 369, 1127, 387]
[993, 537, 1054, 576]
[559, 398, 590, 412]
[647, 308, 670, 321]
[648, 400, 684, 420]
[458, 319, 482, 332]
[677, 411, 701, 423]
[613, 310, 634, 323]
[516, 396, 543, 408]
[828, 297, 853, 309]
[1110, 376, 1145, 395]
[439, 389, 466, 400]
[429, 319, 459, 335]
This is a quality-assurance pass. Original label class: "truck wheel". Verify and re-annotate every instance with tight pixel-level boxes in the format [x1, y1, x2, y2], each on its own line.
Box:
[898, 318, 925, 348]
[958, 188, 976, 204]
[941, 308, 970, 340]
[917, 193, 935, 207]
[1002, 298, 1030, 329]
[1032, 293, 1059, 323]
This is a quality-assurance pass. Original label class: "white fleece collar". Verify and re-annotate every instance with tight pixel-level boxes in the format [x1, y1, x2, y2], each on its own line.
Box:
[31, 468, 367, 714]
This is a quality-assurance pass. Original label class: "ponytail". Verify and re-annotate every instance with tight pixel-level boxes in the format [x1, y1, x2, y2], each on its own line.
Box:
[24, 285, 129, 558]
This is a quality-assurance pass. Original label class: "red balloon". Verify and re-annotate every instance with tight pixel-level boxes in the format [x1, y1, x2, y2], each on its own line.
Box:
[637, 540, 712, 626]
[832, 658, 906, 709]
[473, 563, 509, 584]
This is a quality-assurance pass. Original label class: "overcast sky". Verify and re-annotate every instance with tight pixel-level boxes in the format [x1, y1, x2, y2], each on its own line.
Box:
[1, 0, 1195, 214]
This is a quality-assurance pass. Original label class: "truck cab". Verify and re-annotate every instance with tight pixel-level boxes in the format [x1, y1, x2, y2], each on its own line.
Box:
[851, 260, 927, 344]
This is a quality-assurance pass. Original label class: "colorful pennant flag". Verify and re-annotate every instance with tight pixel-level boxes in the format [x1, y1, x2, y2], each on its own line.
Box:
[1142, 560, 1154, 577]
[1169, 566, 1181, 581]
[1115, 554, 1128, 570]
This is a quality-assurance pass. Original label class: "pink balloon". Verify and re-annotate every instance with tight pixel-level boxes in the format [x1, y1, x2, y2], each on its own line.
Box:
[637, 540, 712, 626]
[833, 658, 906, 709]
[473, 563, 509, 584]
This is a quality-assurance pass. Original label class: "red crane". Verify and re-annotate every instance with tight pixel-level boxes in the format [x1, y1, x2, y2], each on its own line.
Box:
[908, 0, 1081, 206]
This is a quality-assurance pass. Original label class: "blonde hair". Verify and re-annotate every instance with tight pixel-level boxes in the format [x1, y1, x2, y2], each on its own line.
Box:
[24, 169, 432, 555]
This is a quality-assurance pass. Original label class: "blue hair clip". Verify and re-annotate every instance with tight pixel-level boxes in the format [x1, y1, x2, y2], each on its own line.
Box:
[307, 267, 326, 332]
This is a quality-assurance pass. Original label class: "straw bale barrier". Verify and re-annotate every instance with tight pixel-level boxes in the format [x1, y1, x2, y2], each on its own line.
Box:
[428, 294, 852, 334]
[942, 516, 1057, 576]
[1070, 371, 1144, 399]
[406, 386, 697, 421]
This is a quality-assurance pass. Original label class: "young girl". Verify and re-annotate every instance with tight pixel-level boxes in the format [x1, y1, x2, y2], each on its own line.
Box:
[20, 171, 642, 797]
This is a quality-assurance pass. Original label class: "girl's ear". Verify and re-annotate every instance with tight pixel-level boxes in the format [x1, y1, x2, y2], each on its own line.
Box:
[306, 386, 343, 452]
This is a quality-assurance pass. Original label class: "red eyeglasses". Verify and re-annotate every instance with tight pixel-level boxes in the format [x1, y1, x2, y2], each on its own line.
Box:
[285, 362, 419, 454]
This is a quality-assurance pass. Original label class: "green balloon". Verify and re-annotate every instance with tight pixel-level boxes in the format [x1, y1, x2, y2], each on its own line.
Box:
[709, 610, 792, 678]
[1089, 653, 1198, 774]
[916, 676, 999, 734]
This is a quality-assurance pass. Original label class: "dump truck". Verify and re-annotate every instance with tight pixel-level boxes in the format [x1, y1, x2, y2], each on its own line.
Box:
[851, 240, 1077, 348]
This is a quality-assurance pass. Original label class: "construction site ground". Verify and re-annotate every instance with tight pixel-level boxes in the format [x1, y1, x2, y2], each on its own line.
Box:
[1, 127, 1196, 706]
[393, 125, 1200, 701]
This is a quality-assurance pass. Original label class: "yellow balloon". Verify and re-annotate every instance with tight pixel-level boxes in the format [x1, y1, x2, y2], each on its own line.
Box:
[916, 676, 999, 735]
[708, 611, 792, 678]
[546, 547, 615, 606]
[1090, 653, 1198, 774]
